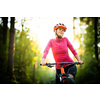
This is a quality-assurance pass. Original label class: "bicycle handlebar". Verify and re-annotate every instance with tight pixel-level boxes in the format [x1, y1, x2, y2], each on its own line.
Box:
[40, 62, 83, 68]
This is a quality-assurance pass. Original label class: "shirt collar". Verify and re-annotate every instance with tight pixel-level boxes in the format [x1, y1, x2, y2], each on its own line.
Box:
[55, 37, 62, 42]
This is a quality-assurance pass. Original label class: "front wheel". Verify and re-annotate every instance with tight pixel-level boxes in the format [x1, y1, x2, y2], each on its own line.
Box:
[64, 78, 76, 84]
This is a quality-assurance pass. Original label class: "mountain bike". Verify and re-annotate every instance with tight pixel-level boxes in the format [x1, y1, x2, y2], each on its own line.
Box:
[40, 62, 82, 84]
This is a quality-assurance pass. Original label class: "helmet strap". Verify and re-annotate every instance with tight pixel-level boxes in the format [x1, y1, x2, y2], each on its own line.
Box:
[55, 33, 62, 39]
[55, 29, 62, 39]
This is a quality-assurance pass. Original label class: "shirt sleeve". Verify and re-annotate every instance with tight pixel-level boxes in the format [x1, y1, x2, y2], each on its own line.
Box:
[42, 39, 52, 59]
[65, 37, 78, 56]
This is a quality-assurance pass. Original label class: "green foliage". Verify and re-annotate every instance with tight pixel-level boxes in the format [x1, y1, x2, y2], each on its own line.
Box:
[13, 18, 56, 84]
[74, 17, 100, 84]
[0, 17, 56, 84]
[35, 66, 56, 84]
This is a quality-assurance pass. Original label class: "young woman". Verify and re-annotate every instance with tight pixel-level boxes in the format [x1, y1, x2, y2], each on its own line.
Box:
[41, 23, 83, 84]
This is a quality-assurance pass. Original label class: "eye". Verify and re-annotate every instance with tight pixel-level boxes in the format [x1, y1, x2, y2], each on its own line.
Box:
[62, 28, 65, 31]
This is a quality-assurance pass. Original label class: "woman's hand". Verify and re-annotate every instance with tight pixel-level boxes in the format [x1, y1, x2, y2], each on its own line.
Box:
[40, 58, 46, 66]
[78, 60, 84, 65]
[75, 54, 84, 65]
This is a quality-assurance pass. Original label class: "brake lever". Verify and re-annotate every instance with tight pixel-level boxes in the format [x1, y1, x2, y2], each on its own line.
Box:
[46, 63, 54, 68]
[40, 62, 48, 66]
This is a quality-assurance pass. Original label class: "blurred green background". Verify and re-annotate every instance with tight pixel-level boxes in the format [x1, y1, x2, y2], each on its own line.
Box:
[0, 17, 100, 84]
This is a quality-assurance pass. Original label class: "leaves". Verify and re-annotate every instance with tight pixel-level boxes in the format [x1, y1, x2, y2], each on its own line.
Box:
[73, 17, 100, 84]
[13, 18, 56, 84]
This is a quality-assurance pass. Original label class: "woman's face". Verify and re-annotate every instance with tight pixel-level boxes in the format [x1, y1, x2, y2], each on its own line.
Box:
[56, 28, 65, 37]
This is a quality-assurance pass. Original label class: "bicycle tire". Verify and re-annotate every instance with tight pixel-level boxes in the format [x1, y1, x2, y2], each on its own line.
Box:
[64, 78, 76, 84]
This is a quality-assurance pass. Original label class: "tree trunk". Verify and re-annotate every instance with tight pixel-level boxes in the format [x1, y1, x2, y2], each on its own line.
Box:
[33, 64, 35, 83]
[8, 17, 15, 80]
[94, 17, 98, 60]
[2, 17, 8, 47]
[33, 60, 37, 83]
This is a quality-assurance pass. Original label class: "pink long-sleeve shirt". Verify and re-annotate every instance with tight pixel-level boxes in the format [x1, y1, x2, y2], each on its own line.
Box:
[42, 37, 78, 69]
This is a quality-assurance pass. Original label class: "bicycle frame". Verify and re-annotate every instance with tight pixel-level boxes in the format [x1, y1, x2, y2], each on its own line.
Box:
[58, 64, 73, 83]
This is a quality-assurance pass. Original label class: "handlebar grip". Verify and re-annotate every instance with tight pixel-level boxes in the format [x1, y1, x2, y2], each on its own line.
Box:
[40, 63, 46, 66]
[40, 63, 50, 66]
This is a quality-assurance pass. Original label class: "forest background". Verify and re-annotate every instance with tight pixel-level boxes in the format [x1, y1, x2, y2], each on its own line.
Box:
[0, 17, 100, 84]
